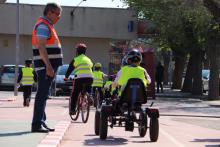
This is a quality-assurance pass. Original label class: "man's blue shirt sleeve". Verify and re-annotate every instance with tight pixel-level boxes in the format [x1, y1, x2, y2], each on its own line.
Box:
[36, 24, 50, 40]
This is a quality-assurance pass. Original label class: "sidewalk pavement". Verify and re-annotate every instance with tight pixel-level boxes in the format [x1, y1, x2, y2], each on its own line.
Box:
[0, 92, 70, 147]
[155, 88, 220, 107]
[156, 88, 205, 99]
[0, 92, 21, 101]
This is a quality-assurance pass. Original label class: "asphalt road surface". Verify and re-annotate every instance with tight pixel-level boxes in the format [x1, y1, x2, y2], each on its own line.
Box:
[60, 99, 220, 147]
[0, 91, 220, 147]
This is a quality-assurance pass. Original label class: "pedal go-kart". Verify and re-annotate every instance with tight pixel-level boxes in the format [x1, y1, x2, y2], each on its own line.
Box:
[94, 78, 159, 142]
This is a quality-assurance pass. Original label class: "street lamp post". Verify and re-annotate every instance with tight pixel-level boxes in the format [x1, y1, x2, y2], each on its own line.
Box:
[70, 0, 87, 30]
[71, 0, 87, 16]
[14, 0, 20, 96]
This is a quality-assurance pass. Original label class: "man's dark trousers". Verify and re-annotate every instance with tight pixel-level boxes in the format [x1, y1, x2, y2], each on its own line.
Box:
[32, 68, 58, 129]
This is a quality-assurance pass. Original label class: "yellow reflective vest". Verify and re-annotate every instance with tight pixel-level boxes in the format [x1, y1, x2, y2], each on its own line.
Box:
[104, 81, 112, 90]
[21, 67, 34, 86]
[118, 66, 147, 87]
[73, 54, 93, 78]
[92, 71, 104, 87]
[104, 81, 116, 95]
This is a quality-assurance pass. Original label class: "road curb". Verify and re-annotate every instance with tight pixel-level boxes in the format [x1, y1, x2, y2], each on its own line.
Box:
[0, 96, 18, 101]
[37, 121, 71, 147]
[207, 102, 220, 107]
[156, 94, 206, 99]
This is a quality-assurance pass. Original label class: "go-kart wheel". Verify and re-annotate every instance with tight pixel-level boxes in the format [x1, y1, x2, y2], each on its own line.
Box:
[94, 111, 100, 135]
[99, 111, 108, 140]
[149, 117, 159, 142]
[138, 111, 147, 137]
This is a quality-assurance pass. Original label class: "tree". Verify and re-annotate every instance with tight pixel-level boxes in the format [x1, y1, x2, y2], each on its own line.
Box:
[180, 2, 211, 95]
[203, 0, 220, 100]
[121, 0, 189, 89]
[120, 0, 219, 98]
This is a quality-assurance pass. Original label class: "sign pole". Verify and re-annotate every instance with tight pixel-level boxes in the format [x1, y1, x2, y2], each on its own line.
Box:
[14, 0, 20, 96]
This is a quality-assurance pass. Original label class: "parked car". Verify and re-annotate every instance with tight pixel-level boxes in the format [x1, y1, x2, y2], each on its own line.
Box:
[50, 64, 75, 96]
[202, 69, 209, 93]
[0, 65, 24, 90]
[202, 69, 220, 93]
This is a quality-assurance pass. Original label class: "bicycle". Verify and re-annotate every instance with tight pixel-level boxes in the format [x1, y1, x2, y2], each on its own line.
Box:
[93, 87, 102, 109]
[69, 83, 91, 123]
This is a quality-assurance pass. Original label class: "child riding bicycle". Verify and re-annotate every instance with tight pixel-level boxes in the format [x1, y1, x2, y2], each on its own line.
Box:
[64, 43, 93, 115]
[92, 62, 107, 106]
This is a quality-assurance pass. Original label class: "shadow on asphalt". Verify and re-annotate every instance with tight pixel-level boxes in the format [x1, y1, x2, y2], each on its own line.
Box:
[84, 134, 97, 137]
[131, 140, 152, 143]
[161, 106, 212, 111]
[209, 105, 220, 108]
[71, 121, 84, 124]
[0, 106, 24, 108]
[129, 135, 142, 138]
[192, 138, 220, 142]
[0, 131, 31, 137]
[83, 136, 128, 146]
[129, 136, 152, 143]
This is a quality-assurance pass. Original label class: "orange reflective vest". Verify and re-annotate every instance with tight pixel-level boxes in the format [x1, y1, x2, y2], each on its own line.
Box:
[32, 17, 63, 71]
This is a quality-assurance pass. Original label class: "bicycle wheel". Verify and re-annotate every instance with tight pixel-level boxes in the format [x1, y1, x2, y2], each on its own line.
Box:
[69, 96, 80, 121]
[81, 93, 90, 123]
[94, 89, 100, 109]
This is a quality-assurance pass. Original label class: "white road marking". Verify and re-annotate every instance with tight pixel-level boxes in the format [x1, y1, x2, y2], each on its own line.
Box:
[26, 108, 32, 112]
[62, 109, 68, 115]
[160, 128, 186, 147]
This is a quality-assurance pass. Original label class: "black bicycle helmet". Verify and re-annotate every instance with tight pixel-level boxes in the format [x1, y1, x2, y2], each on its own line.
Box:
[126, 49, 142, 63]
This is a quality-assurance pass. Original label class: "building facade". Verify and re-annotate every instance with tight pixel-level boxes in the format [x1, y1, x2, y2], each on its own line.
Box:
[0, 3, 137, 72]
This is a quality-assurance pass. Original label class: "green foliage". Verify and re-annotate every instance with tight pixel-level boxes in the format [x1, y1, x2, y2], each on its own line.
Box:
[119, 0, 219, 55]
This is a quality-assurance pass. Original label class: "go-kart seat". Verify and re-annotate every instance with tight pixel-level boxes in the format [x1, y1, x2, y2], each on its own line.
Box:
[120, 78, 147, 107]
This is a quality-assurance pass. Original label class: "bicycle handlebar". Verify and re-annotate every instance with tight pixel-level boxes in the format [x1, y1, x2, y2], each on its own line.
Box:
[63, 75, 77, 81]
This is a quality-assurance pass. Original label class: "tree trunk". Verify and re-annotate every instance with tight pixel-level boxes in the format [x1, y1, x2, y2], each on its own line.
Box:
[203, 52, 210, 69]
[162, 51, 170, 85]
[191, 50, 203, 95]
[182, 53, 193, 92]
[203, 0, 220, 100]
[172, 54, 186, 89]
[208, 42, 220, 100]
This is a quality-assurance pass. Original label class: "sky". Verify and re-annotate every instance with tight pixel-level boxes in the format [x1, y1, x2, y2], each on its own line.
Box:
[6, 0, 127, 8]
